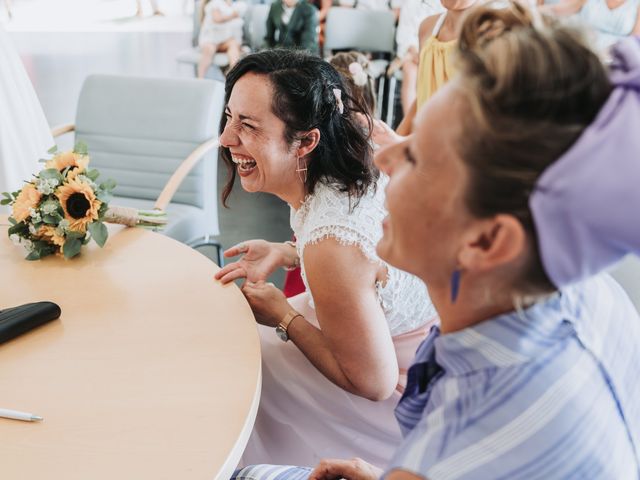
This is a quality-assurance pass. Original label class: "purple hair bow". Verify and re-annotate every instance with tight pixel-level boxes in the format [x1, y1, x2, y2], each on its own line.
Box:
[530, 36, 640, 288]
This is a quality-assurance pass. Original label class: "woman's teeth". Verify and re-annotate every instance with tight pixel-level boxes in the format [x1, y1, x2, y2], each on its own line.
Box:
[232, 155, 257, 173]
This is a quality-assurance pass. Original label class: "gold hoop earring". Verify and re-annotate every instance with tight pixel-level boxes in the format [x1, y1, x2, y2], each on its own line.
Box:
[296, 156, 308, 183]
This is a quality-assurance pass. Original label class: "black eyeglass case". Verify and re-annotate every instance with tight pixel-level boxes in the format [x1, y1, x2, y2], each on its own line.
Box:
[0, 301, 61, 345]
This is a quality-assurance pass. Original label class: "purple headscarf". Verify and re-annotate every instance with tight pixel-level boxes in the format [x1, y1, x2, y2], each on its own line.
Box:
[530, 36, 640, 288]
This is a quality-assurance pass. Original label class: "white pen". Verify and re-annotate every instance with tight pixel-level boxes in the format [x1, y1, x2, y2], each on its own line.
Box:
[0, 408, 43, 422]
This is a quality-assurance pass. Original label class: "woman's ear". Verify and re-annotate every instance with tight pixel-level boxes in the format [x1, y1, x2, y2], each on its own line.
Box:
[458, 214, 527, 273]
[296, 128, 321, 158]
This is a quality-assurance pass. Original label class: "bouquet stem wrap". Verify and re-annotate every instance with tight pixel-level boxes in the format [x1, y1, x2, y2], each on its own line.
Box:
[104, 206, 167, 229]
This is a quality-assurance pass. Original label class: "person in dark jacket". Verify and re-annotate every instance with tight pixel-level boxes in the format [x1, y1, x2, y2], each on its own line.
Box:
[265, 0, 319, 55]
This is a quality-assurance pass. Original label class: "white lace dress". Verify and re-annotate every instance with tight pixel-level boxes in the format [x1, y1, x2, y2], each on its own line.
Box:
[241, 177, 438, 468]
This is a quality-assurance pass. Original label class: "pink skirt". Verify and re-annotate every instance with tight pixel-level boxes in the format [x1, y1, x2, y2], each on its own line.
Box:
[240, 292, 436, 468]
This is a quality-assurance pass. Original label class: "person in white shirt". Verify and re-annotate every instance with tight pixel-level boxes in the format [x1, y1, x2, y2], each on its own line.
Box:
[197, 0, 246, 78]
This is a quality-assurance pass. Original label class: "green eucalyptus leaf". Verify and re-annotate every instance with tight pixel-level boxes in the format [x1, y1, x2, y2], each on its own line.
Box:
[8, 222, 28, 236]
[8, 217, 17, 225]
[47, 145, 58, 154]
[99, 178, 117, 191]
[25, 250, 41, 261]
[0, 198, 11, 205]
[86, 169, 100, 181]
[88, 221, 108, 247]
[66, 231, 85, 240]
[74, 141, 88, 155]
[97, 191, 113, 204]
[39, 168, 63, 181]
[63, 237, 82, 259]
[43, 214, 59, 225]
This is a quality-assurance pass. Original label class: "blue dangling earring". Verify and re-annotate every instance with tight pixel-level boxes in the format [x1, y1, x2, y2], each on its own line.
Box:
[450, 269, 462, 303]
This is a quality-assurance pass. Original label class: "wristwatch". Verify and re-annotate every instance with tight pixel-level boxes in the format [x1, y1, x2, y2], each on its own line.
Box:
[275, 310, 303, 342]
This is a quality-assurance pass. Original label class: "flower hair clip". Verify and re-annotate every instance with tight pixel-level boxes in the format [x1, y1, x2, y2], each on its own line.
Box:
[333, 88, 344, 114]
[348, 62, 369, 87]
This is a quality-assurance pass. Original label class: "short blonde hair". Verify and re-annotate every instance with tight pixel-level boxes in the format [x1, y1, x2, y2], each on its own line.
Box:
[454, 2, 612, 294]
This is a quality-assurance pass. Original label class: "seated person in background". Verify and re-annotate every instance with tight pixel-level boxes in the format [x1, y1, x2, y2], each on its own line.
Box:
[135, 0, 163, 17]
[215, 49, 437, 467]
[546, 0, 640, 52]
[265, 0, 319, 55]
[368, 0, 478, 148]
[234, 3, 640, 479]
[329, 51, 377, 117]
[197, 0, 246, 78]
[393, 0, 444, 115]
[395, 0, 478, 136]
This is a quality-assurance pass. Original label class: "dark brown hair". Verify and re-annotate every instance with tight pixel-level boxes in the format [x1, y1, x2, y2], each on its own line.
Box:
[455, 2, 612, 294]
[220, 49, 377, 207]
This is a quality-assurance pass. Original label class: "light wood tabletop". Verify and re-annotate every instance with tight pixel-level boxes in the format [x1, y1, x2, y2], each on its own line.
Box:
[0, 218, 261, 479]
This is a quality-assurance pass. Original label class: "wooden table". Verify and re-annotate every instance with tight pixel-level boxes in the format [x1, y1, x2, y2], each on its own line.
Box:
[0, 219, 261, 479]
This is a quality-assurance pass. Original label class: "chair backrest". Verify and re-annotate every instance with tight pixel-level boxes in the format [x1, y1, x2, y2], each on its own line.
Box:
[323, 7, 395, 54]
[244, 3, 270, 51]
[74, 74, 224, 216]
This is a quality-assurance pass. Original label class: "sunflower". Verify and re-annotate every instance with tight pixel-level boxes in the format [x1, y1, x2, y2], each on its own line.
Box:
[46, 152, 89, 173]
[56, 179, 101, 232]
[11, 183, 42, 223]
[37, 225, 66, 248]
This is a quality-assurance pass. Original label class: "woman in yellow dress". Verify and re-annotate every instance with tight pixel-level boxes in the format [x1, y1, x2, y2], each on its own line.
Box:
[395, 0, 478, 136]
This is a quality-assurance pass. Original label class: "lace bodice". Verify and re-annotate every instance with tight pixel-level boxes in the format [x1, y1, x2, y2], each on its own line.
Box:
[290, 177, 437, 336]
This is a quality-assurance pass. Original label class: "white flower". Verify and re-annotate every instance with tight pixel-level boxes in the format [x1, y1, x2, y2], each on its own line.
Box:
[348, 62, 369, 87]
[36, 177, 59, 195]
[29, 224, 38, 235]
[56, 219, 70, 236]
[41, 200, 59, 215]
[9, 234, 20, 245]
[29, 208, 42, 224]
[23, 239, 34, 251]
[76, 174, 97, 189]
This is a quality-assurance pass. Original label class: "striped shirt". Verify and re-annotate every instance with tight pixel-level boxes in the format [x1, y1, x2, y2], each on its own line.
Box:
[386, 274, 640, 480]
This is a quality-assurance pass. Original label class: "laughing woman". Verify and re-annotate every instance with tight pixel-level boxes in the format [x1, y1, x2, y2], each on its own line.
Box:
[235, 4, 640, 480]
[214, 50, 437, 467]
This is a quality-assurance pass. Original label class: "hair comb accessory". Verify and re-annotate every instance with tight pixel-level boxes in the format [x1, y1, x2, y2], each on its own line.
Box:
[348, 62, 369, 87]
[333, 88, 344, 114]
[530, 36, 640, 288]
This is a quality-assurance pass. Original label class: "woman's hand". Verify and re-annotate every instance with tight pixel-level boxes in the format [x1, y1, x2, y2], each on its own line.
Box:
[214, 240, 291, 284]
[309, 458, 383, 480]
[371, 118, 404, 148]
[241, 281, 291, 327]
[354, 114, 404, 149]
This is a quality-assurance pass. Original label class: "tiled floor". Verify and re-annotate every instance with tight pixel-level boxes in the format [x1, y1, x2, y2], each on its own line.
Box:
[9, 27, 291, 287]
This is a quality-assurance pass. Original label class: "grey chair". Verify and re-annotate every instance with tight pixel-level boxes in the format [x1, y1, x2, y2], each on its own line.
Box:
[243, 3, 270, 51]
[51, 74, 225, 264]
[323, 7, 396, 119]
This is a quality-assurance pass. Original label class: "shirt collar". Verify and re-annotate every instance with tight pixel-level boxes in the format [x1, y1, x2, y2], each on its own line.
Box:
[432, 287, 583, 376]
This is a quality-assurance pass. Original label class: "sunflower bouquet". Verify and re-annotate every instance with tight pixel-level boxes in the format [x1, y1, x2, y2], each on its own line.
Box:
[1, 142, 167, 260]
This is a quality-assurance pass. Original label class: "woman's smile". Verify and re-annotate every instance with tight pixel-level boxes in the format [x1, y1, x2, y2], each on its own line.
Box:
[231, 153, 258, 177]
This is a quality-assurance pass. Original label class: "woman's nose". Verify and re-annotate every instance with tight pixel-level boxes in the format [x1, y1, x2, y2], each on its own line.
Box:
[374, 142, 400, 175]
[219, 120, 239, 149]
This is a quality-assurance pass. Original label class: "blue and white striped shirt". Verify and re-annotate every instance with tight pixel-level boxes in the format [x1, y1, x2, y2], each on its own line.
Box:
[386, 274, 640, 480]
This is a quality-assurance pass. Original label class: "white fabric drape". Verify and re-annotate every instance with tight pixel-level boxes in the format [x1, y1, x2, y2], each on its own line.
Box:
[0, 25, 53, 213]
